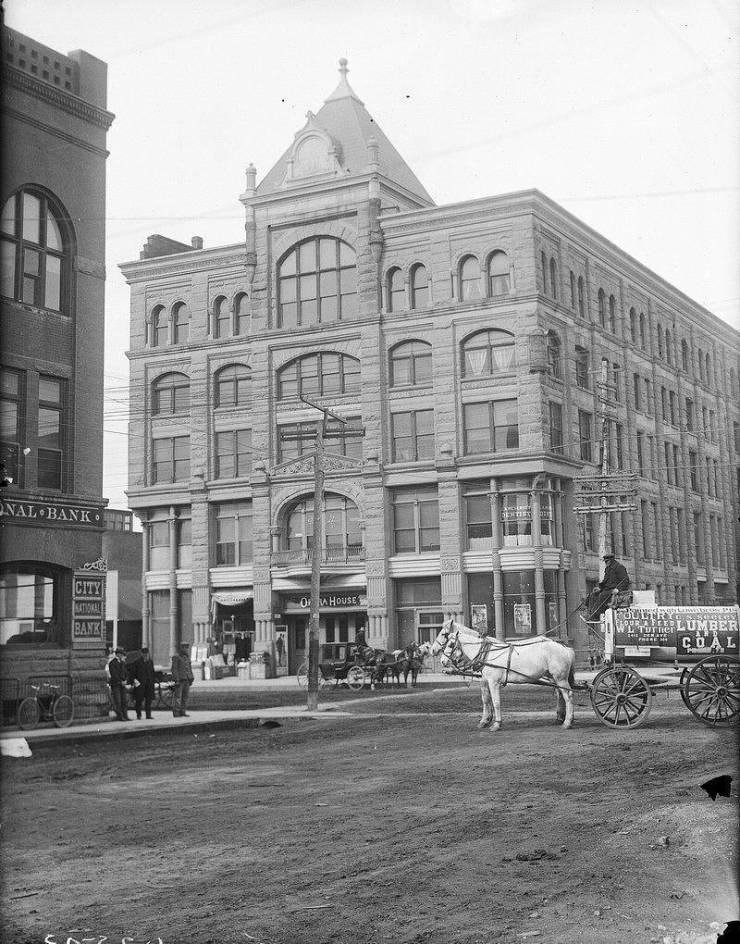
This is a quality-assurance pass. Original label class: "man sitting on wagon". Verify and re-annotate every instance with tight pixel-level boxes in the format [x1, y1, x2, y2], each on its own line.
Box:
[588, 553, 631, 622]
[351, 627, 375, 665]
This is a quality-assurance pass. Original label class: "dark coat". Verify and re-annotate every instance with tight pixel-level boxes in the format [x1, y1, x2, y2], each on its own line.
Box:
[108, 657, 128, 687]
[171, 651, 194, 683]
[599, 559, 630, 593]
[129, 654, 156, 687]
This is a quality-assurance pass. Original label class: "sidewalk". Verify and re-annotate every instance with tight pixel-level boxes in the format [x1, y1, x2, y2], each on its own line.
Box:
[0, 665, 683, 750]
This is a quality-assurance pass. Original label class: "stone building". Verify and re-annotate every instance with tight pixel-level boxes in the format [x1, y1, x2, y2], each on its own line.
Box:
[0, 28, 113, 685]
[120, 61, 739, 671]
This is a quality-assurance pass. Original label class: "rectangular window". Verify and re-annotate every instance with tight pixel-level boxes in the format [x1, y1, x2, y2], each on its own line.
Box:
[686, 398, 694, 431]
[651, 501, 661, 559]
[548, 402, 563, 454]
[177, 514, 192, 569]
[644, 379, 652, 415]
[669, 391, 677, 426]
[215, 502, 253, 566]
[0, 367, 22, 485]
[661, 387, 668, 423]
[392, 487, 439, 554]
[575, 349, 589, 389]
[148, 514, 170, 570]
[636, 432, 645, 476]
[706, 458, 713, 497]
[689, 450, 698, 490]
[664, 443, 673, 485]
[463, 483, 492, 549]
[578, 410, 592, 463]
[152, 436, 190, 484]
[37, 375, 64, 489]
[215, 429, 252, 479]
[278, 418, 362, 463]
[391, 410, 434, 462]
[612, 364, 621, 402]
[615, 423, 624, 470]
[677, 508, 685, 563]
[633, 373, 641, 411]
[641, 500, 649, 559]
[581, 513, 594, 553]
[463, 400, 519, 455]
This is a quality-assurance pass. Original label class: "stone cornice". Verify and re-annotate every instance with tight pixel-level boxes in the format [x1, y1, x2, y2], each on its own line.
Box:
[2, 105, 110, 157]
[119, 244, 246, 282]
[1, 66, 115, 130]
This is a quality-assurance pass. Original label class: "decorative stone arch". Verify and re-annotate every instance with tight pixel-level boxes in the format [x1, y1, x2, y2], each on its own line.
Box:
[283, 112, 344, 185]
[271, 482, 366, 533]
[271, 338, 362, 372]
[483, 247, 514, 296]
[452, 251, 483, 301]
[271, 220, 357, 264]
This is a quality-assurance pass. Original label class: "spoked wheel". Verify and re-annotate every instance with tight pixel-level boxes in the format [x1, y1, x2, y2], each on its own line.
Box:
[590, 665, 652, 729]
[346, 666, 366, 691]
[53, 694, 74, 728]
[681, 655, 740, 727]
[17, 697, 40, 731]
[296, 662, 308, 687]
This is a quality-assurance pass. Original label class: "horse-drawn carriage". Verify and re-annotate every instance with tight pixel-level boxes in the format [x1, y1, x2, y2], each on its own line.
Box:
[296, 641, 426, 691]
[427, 597, 739, 731]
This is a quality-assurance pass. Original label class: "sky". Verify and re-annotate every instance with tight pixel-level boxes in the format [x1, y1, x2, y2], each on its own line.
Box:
[5, 0, 740, 511]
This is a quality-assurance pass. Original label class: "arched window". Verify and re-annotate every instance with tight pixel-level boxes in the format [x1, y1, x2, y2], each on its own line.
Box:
[577, 276, 585, 317]
[598, 289, 606, 327]
[0, 188, 70, 313]
[410, 263, 429, 309]
[657, 324, 664, 358]
[629, 307, 637, 343]
[387, 267, 405, 313]
[698, 348, 705, 382]
[488, 251, 510, 297]
[547, 333, 561, 379]
[569, 271, 576, 309]
[235, 292, 249, 335]
[639, 312, 646, 349]
[459, 255, 481, 300]
[283, 493, 363, 559]
[608, 294, 616, 333]
[215, 364, 250, 408]
[277, 353, 360, 399]
[390, 341, 432, 387]
[705, 352, 712, 385]
[665, 328, 672, 364]
[681, 339, 689, 371]
[549, 258, 558, 300]
[213, 296, 230, 339]
[462, 329, 515, 378]
[172, 302, 190, 344]
[151, 305, 168, 347]
[277, 237, 357, 327]
[152, 372, 190, 415]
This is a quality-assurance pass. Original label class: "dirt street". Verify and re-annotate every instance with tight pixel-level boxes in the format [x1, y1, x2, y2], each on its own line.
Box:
[2, 685, 737, 944]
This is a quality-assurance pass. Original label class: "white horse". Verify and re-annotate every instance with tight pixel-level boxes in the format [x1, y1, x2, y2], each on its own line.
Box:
[429, 619, 576, 731]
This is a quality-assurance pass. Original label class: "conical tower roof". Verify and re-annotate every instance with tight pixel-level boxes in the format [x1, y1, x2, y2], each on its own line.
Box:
[256, 59, 433, 205]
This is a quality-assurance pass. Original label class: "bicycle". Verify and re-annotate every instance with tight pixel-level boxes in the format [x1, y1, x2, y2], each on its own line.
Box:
[17, 683, 74, 730]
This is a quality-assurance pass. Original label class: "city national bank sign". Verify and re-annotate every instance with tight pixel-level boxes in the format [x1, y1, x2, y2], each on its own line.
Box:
[0, 497, 104, 527]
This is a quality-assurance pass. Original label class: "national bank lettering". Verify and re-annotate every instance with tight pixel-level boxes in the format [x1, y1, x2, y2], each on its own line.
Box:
[0, 499, 104, 527]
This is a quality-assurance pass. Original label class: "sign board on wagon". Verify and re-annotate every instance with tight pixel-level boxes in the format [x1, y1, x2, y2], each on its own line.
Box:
[614, 606, 739, 655]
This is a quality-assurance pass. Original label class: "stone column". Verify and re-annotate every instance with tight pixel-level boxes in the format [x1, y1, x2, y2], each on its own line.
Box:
[141, 521, 150, 648]
[491, 480, 504, 640]
[168, 505, 178, 655]
[530, 484, 546, 634]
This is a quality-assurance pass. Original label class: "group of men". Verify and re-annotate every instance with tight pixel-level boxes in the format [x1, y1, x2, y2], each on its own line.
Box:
[106, 641, 194, 721]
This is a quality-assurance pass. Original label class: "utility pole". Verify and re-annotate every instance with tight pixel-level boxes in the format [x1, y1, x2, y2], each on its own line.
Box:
[300, 395, 349, 712]
[596, 358, 611, 582]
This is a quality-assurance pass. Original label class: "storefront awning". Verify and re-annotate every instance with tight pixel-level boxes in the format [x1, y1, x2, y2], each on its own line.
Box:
[212, 591, 254, 606]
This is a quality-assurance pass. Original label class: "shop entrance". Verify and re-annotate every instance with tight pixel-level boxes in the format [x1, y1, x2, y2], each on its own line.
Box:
[213, 599, 254, 668]
[286, 613, 366, 673]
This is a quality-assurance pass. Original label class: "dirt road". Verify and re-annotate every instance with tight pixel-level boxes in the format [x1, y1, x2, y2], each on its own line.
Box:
[2, 686, 737, 944]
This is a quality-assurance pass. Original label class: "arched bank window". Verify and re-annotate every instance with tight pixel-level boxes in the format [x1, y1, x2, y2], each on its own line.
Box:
[462, 329, 515, 377]
[459, 256, 481, 301]
[284, 493, 363, 560]
[387, 267, 405, 312]
[152, 372, 190, 415]
[488, 251, 510, 297]
[410, 264, 428, 309]
[278, 237, 357, 327]
[1, 189, 69, 312]
[172, 302, 190, 344]
[0, 563, 67, 646]
[390, 340, 432, 387]
[215, 364, 250, 408]
[277, 353, 360, 399]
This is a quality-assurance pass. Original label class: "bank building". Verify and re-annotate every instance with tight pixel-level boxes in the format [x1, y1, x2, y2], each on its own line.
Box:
[120, 60, 740, 674]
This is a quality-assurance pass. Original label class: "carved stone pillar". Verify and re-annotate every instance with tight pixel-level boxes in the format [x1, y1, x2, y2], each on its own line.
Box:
[141, 521, 150, 648]
[490, 480, 504, 639]
[530, 487, 546, 634]
[168, 505, 178, 655]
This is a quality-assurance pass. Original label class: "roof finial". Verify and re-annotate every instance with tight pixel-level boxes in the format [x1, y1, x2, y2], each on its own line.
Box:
[339, 57, 349, 79]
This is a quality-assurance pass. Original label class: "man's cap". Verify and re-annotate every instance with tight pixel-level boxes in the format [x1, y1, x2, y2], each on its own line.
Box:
[141, 647, 149, 653]
[180, 642, 190, 649]
[603, 553, 615, 559]
[114, 646, 125, 653]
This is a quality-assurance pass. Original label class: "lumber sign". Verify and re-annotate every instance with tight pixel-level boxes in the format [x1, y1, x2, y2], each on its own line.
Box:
[614, 606, 739, 655]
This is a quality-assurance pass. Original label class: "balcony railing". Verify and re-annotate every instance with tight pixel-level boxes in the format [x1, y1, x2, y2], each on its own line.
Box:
[271, 545, 366, 566]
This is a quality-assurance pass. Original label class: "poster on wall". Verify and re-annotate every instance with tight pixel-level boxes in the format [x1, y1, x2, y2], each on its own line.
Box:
[470, 605, 488, 635]
[513, 603, 532, 635]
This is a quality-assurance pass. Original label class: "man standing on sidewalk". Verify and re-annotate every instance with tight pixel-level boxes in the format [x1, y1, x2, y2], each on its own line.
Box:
[109, 647, 130, 721]
[171, 642, 194, 717]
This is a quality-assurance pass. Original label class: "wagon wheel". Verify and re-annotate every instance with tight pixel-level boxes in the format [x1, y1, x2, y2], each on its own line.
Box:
[17, 697, 40, 731]
[52, 694, 74, 728]
[346, 665, 366, 691]
[590, 665, 652, 729]
[678, 666, 691, 710]
[681, 655, 740, 727]
[296, 662, 308, 687]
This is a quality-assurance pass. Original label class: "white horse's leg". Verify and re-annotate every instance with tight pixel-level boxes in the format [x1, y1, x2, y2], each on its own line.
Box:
[479, 677, 493, 728]
[491, 674, 502, 731]
[561, 686, 574, 729]
[555, 686, 565, 723]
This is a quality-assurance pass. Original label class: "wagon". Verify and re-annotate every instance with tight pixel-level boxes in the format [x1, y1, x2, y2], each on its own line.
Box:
[296, 642, 382, 691]
[589, 600, 739, 729]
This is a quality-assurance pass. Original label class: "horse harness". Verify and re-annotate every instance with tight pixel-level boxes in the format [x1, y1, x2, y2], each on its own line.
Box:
[446, 632, 556, 686]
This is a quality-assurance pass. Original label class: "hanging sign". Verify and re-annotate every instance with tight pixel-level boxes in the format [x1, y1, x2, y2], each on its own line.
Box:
[0, 497, 104, 528]
[73, 570, 106, 639]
